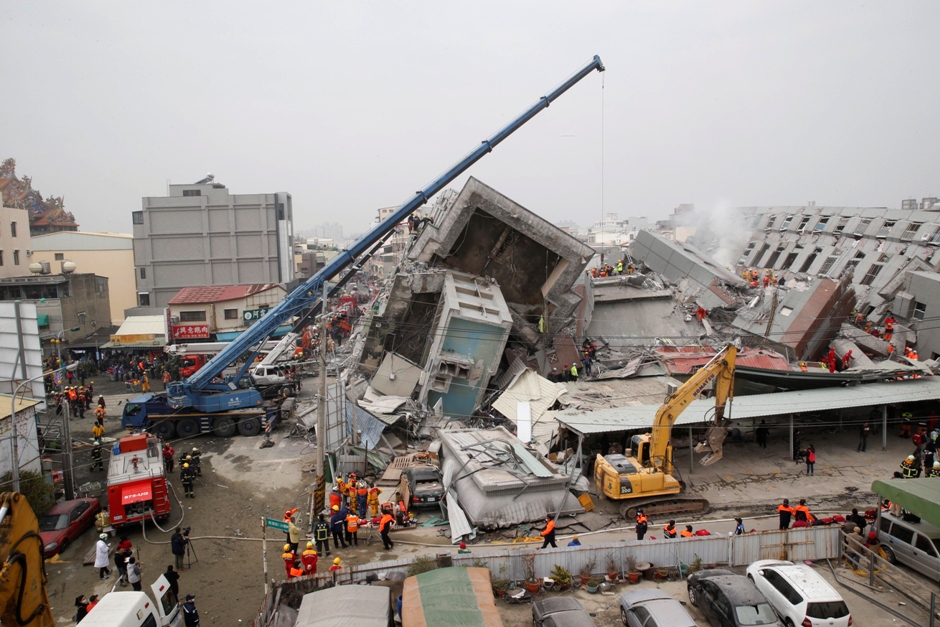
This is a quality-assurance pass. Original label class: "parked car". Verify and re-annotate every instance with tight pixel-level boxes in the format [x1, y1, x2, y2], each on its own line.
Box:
[876, 509, 940, 581]
[746, 560, 851, 627]
[39, 497, 102, 558]
[687, 568, 782, 627]
[401, 466, 445, 507]
[533, 597, 596, 627]
[619, 589, 696, 627]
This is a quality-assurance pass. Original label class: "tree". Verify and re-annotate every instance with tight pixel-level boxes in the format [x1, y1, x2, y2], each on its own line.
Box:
[0, 470, 56, 517]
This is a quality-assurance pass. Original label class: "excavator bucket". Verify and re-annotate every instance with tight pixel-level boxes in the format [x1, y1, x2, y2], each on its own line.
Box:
[0, 492, 56, 627]
[694, 425, 729, 466]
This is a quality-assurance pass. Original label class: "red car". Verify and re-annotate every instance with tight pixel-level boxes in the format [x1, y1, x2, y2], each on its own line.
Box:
[39, 498, 102, 558]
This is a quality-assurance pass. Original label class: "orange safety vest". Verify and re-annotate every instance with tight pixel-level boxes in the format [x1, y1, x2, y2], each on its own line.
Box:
[794, 505, 814, 522]
[380, 514, 394, 533]
[357, 487, 368, 498]
[68, 389, 77, 401]
[636, 514, 648, 524]
[680, 530, 693, 538]
[289, 565, 304, 579]
[777, 504, 794, 515]
[541, 520, 555, 536]
[663, 525, 677, 538]
[346, 514, 359, 533]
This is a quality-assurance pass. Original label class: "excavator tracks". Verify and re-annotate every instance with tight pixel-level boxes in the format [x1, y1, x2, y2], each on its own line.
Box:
[618, 494, 710, 521]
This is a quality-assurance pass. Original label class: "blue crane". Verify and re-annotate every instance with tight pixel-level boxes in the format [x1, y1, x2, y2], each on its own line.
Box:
[168, 55, 605, 413]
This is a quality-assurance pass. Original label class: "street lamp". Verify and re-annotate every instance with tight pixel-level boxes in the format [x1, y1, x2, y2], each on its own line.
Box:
[9, 363, 78, 494]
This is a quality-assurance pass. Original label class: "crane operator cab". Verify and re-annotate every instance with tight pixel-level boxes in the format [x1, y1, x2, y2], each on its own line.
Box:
[594, 439, 680, 501]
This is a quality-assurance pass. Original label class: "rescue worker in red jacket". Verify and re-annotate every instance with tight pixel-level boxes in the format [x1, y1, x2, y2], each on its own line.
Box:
[300, 542, 318, 576]
[539, 516, 557, 549]
[281, 544, 295, 578]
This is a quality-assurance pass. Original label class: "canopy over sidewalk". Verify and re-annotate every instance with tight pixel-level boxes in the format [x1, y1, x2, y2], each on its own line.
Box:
[872, 478, 940, 529]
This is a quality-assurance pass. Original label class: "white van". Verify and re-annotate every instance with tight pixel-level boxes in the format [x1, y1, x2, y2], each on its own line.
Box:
[746, 560, 851, 627]
[877, 510, 940, 581]
[82, 575, 182, 627]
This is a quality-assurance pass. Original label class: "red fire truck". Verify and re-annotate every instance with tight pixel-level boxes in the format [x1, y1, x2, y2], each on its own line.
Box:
[106, 434, 172, 527]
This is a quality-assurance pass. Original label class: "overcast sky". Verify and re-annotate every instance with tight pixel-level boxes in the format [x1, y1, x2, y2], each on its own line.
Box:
[3, 2, 938, 236]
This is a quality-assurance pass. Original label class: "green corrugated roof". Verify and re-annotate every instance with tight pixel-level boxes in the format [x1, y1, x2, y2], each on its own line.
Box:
[871, 478, 940, 529]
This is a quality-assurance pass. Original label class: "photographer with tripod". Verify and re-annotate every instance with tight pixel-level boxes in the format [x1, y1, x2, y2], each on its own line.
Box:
[172, 527, 196, 570]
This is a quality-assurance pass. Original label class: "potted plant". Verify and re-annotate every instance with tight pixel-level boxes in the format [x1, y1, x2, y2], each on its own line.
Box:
[625, 555, 641, 584]
[606, 552, 620, 581]
[491, 563, 509, 597]
[549, 564, 572, 590]
[579, 559, 596, 586]
[586, 578, 602, 594]
[656, 567, 669, 580]
[522, 553, 540, 594]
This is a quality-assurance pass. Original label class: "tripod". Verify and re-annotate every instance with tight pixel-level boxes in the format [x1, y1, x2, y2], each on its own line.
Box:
[185, 537, 199, 568]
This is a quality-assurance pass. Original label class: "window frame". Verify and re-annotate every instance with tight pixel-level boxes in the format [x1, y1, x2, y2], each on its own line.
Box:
[223, 308, 238, 320]
[179, 310, 207, 322]
[12, 250, 19, 265]
[913, 302, 927, 320]
[10, 221, 16, 238]
[132, 211, 144, 225]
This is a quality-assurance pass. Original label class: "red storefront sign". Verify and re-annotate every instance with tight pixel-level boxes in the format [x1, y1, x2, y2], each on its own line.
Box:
[171, 324, 210, 340]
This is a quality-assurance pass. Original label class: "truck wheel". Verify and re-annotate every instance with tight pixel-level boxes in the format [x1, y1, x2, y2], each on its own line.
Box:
[152, 420, 176, 440]
[213, 416, 237, 437]
[238, 416, 262, 437]
[176, 417, 200, 439]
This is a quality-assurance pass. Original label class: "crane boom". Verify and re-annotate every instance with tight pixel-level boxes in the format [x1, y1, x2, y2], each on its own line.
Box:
[169, 55, 604, 411]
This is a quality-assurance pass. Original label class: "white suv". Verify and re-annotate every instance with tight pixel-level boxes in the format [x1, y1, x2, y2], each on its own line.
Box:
[746, 560, 851, 627]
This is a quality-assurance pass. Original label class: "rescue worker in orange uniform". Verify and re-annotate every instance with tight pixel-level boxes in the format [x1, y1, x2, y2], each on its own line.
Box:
[635, 509, 648, 541]
[356, 482, 368, 518]
[345, 511, 360, 547]
[379, 510, 395, 550]
[539, 516, 557, 549]
[663, 520, 677, 538]
[281, 544, 295, 578]
[794, 499, 815, 524]
[300, 542, 318, 576]
[777, 498, 794, 529]
[329, 486, 342, 511]
[680, 525, 694, 538]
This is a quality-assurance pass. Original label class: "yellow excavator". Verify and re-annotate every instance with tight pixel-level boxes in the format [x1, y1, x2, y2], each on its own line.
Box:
[0, 492, 56, 627]
[594, 343, 737, 520]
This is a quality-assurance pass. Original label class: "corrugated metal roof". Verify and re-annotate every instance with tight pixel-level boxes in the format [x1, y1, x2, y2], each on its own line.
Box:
[550, 377, 940, 435]
[113, 315, 165, 336]
[656, 346, 790, 374]
[561, 377, 670, 411]
[492, 370, 565, 446]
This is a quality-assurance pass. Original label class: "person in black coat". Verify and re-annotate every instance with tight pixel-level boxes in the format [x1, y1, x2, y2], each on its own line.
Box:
[183, 594, 200, 627]
[164, 565, 180, 596]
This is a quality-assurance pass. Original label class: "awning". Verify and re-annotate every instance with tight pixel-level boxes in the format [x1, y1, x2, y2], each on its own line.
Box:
[121, 481, 153, 505]
[549, 377, 940, 436]
[872, 479, 940, 529]
[402, 567, 503, 627]
[215, 324, 291, 342]
[100, 338, 167, 349]
[36, 314, 49, 327]
[108, 315, 167, 348]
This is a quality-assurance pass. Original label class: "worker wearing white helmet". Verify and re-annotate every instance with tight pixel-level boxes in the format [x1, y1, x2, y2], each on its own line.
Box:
[901, 454, 919, 478]
[928, 461, 940, 478]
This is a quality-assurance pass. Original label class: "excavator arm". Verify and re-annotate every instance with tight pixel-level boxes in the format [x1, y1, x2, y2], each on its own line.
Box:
[0, 492, 55, 627]
[648, 344, 737, 472]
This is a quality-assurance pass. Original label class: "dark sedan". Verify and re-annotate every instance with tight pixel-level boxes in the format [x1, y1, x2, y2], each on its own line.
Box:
[402, 466, 445, 507]
[687, 568, 783, 627]
[39, 497, 102, 557]
[533, 597, 596, 627]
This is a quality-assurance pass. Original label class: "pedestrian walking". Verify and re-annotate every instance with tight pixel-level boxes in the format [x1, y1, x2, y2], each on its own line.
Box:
[94, 534, 111, 579]
[777, 498, 794, 529]
[314, 514, 331, 556]
[635, 509, 648, 541]
[183, 595, 200, 627]
[126, 556, 142, 591]
[858, 422, 871, 452]
[379, 510, 395, 550]
[180, 463, 196, 498]
[164, 565, 180, 596]
[171, 527, 188, 570]
[538, 515, 557, 549]
[755, 421, 769, 448]
[805, 444, 816, 475]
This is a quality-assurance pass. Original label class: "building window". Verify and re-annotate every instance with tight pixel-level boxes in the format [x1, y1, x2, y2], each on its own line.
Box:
[54, 253, 64, 260]
[13, 250, 19, 265]
[901, 222, 922, 241]
[132, 211, 144, 225]
[818, 256, 839, 276]
[0, 251, 3, 266]
[797, 216, 811, 232]
[139, 267, 146, 279]
[834, 217, 848, 233]
[814, 217, 829, 231]
[765, 216, 776, 230]
[876, 220, 895, 238]
[182, 189, 201, 197]
[77, 312, 86, 324]
[854, 219, 871, 236]
[860, 263, 882, 286]
[276, 203, 285, 219]
[10, 222, 16, 237]
[224, 308, 238, 320]
[138, 292, 150, 306]
[179, 310, 207, 322]
[913, 302, 926, 320]
[780, 215, 793, 230]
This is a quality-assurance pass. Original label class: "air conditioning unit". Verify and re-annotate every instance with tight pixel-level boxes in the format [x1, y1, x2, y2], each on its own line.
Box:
[922, 233, 932, 241]
[893, 292, 915, 319]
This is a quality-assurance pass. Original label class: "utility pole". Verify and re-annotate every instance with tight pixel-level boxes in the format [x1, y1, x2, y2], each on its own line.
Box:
[315, 283, 328, 514]
[62, 395, 75, 500]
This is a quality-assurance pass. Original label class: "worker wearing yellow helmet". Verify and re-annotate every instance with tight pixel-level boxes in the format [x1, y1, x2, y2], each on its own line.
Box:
[301, 542, 318, 575]
[180, 461, 196, 498]
[329, 556, 343, 573]
[282, 544, 296, 578]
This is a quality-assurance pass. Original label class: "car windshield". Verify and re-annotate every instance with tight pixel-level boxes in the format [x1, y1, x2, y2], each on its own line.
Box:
[933, 538, 940, 553]
[806, 601, 849, 619]
[734, 603, 778, 625]
[39, 513, 69, 532]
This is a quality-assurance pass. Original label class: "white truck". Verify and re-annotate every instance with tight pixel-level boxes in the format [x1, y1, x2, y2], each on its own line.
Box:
[81, 574, 182, 627]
